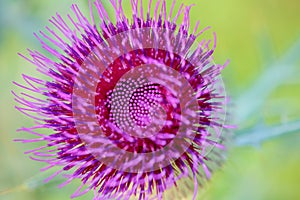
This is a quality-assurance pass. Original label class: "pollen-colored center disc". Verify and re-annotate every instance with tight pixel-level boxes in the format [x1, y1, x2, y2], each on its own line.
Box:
[95, 62, 182, 153]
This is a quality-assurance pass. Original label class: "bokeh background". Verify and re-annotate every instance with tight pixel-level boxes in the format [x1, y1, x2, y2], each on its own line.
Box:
[1, 0, 300, 199]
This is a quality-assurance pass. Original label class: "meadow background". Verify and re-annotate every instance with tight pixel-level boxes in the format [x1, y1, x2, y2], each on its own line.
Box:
[0, 0, 300, 199]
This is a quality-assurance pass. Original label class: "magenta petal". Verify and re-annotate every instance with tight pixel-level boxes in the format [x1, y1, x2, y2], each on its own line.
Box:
[14, 0, 230, 199]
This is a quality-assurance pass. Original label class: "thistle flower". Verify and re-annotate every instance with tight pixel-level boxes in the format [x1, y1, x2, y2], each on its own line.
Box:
[13, 0, 229, 199]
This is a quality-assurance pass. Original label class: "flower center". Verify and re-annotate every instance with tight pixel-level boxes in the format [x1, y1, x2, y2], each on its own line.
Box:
[97, 62, 182, 153]
[109, 78, 166, 138]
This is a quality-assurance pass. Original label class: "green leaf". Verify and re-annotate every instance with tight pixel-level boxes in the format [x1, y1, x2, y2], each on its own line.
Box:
[234, 38, 300, 126]
[234, 120, 300, 146]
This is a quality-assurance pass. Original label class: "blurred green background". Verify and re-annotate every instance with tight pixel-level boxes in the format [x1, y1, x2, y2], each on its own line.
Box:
[0, 0, 299, 200]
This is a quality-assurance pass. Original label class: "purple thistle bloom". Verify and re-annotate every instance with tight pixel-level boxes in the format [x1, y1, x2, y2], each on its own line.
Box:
[13, 0, 230, 199]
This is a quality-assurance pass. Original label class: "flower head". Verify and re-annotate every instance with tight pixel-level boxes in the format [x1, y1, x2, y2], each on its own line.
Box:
[14, 0, 229, 199]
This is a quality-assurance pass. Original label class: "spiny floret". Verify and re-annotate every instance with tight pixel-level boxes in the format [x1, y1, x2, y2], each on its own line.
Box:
[13, 1, 229, 200]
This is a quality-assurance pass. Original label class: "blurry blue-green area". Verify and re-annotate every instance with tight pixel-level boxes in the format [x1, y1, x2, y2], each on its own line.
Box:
[0, 0, 299, 199]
